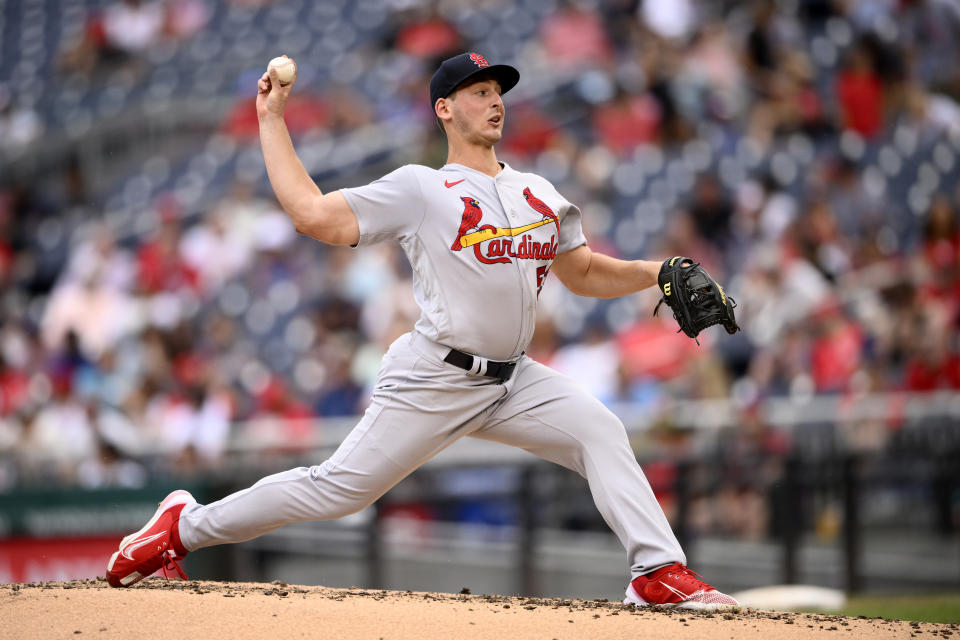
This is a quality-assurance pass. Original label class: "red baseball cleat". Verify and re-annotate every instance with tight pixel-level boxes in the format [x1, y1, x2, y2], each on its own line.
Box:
[106, 490, 195, 588]
[624, 563, 740, 611]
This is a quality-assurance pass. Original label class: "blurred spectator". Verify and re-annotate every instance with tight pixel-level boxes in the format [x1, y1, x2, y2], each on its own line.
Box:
[60, 0, 165, 75]
[749, 44, 829, 145]
[915, 196, 960, 319]
[899, 0, 960, 90]
[143, 380, 232, 461]
[592, 88, 661, 154]
[825, 158, 882, 242]
[733, 243, 831, 349]
[164, 0, 211, 40]
[836, 37, 885, 139]
[654, 209, 723, 277]
[744, 0, 780, 89]
[42, 274, 138, 359]
[901, 82, 960, 142]
[640, 0, 696, 42]
[0, 202, 12, 288]
[540, 4, 615, 68]
[244, 375, 314, 451]
[392, 8, 462, 59]
[0, 88, 43, 154]
[754, 175, 799, 242]
[617, 314, 704, 382]
[809, 305, 863, 393]
[921, 197, 960, 276]
[680, 22, 746, 122]
[63, 224, 135, 292]
[551, 323, 620, 405]
[101, 0, 165, 56]
[636, 34, 692, 144]
[77, 440, 148, 488]
[796, 199, 853, 282]
[502, 104, 560, 159]
[21, 385, 98, 480]
[687, 175, 734, 253]
[136, 211, 200, 295]
[0, 354, 29, 418]
[903, 315, 960, 392]
[315, 335, 364, 417]
[179, 208, 254, 293]
[223, 92, 332, 142]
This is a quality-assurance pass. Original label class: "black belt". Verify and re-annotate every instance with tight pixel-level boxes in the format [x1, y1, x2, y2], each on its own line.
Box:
[444, 348, 518, 382]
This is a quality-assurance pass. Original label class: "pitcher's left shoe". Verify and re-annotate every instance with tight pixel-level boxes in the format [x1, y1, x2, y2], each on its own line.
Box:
[106, 489, 195, 588]
[624, 563, 740, 611]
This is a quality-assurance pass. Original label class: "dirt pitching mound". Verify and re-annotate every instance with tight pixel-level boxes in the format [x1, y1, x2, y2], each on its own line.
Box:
[3, 579, 954, 639]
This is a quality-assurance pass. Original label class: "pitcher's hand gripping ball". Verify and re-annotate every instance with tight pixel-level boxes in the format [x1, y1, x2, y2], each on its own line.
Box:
[267, 55, 297, 85]
[653, 256, 740, 343]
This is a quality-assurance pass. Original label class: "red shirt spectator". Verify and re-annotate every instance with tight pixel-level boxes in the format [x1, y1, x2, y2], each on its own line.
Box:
[137, 220, 199, 294]
[0, 361, 29, 416]
[223, 94, 330, 141]
[593, 93, 661, 155]
[502, 104, 558, 158]
[0, 240, 12, 285]
[395, 15, 460, 59]
[617, 319, 704, 381]
[921, 197, 960, 272]
[904, 353, 960, 391]
[540, 7, 614, 68]
[810, 311, 863, 392]
[836, 46, 883, 138]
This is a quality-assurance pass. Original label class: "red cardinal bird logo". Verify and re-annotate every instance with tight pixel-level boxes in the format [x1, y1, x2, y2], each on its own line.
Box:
[469, 53, 490, 68]
[522, 187, 559, 232]
[451, 196, 484, 251]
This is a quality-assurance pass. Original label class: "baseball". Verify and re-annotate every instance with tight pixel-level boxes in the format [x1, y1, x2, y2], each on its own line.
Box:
[267, 55, 296, 86]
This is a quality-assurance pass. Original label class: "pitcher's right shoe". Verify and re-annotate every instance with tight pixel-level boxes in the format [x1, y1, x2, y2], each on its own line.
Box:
[106, 489, 195, 588]
[624, 563, 740, 611]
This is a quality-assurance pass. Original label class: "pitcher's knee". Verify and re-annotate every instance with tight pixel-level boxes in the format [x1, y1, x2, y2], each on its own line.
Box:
[574, 406, 628, 446]
[308, 462, 389, 520]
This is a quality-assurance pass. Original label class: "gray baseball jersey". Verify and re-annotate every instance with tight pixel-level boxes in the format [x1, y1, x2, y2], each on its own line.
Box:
[341, 162, 587, 361]
[176, 162, 685, 586]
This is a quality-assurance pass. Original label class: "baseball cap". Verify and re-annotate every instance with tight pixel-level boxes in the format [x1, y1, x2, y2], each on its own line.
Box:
[429, 52, 520, 110]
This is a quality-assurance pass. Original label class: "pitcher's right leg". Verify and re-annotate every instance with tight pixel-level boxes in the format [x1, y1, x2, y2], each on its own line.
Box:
[177, 333, 507, 552]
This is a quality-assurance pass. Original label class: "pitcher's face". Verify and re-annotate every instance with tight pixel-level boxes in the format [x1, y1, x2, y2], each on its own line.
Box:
[443, 77, 505, 147]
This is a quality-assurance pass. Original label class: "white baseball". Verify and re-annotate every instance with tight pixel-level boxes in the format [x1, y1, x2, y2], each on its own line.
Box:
[267, 56, 297, 86]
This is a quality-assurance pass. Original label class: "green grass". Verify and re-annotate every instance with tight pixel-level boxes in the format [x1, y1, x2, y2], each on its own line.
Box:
[829, 593, 960, 624]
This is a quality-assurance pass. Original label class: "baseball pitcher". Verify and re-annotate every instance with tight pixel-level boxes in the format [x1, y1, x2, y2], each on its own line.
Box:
[106, 52, 739, 610]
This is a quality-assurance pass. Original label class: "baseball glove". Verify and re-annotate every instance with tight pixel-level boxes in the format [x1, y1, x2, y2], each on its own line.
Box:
[653, 256, 740, 343]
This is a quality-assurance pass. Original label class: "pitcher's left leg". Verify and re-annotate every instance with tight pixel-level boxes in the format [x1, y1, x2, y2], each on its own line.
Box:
[474, 357, 683, 577]
[474, 357, 738, 609]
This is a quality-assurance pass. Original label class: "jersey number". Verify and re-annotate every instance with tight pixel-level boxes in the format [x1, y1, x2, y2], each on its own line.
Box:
[536, 265, 550, 297]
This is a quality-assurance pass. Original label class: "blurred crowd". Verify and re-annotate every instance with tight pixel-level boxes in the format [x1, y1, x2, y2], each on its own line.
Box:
[1, 0, 959, 531]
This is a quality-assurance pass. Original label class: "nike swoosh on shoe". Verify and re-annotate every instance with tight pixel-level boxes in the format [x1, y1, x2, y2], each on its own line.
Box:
[121, 531, 166, 561]
[659, 581, 692, 601]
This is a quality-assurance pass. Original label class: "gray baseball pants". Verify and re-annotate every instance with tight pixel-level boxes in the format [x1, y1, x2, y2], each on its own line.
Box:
[178, 331, 684, 578]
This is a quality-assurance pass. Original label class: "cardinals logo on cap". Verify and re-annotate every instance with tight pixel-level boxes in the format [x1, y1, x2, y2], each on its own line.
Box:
[469, 53, 490, 68]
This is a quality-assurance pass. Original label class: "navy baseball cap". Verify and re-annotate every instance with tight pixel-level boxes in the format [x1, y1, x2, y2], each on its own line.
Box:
[429, 52, 520, 109]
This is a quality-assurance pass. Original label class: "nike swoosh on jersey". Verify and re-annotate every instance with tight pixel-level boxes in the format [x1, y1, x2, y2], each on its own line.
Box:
[444, 179, 465, 188]
[121, 531, 166, 561]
